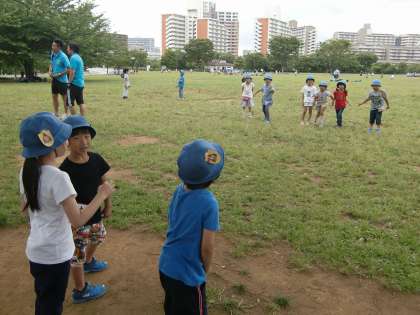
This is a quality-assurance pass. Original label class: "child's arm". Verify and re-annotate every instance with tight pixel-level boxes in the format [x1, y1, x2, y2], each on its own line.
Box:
[253, 88, 262, 97]
[101, 175, 112, 218]
[383, 92, 390, 109]
[301, 93, 304, 106]
[358, 97, 370, 106]
[201, 229, 216, 273]
[329, 94, 335, 107]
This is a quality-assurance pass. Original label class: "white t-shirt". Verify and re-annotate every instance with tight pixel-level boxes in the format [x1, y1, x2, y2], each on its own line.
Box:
[20, 165, 76, 264]
[123, 73, 130, 87]
[241, 82, 254, 98]
[301, 85, 318, 104]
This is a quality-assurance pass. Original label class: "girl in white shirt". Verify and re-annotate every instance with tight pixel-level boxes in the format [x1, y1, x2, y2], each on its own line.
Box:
[300, 74, 318, 126]
[19, 112, 113, 315]
[122, 68, 130, 99]
[241, 74, 255, 118]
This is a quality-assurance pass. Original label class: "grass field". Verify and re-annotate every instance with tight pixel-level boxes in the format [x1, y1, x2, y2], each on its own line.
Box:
[1, 72, 419, 293]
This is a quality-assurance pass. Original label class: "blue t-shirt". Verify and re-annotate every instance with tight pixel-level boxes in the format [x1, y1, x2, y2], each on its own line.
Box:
[51, 51, 70, 83]
[262, 84, 275, 106]
[178, 76, 185, 88]
[159, 185, 220, 287]
[69, 53, 84, 88]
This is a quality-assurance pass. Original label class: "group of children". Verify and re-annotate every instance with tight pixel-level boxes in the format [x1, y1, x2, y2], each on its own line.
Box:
[240, 72, 391, 132]
[19, 112, 223, 315]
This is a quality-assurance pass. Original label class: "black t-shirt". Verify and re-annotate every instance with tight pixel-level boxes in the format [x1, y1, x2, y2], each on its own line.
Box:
[60, 152, 111, 225]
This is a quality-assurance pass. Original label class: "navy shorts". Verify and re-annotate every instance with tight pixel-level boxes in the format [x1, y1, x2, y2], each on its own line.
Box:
[369, 109, 382, 125]
[51, 79, 67, 96]
[70, 84, 84, 105]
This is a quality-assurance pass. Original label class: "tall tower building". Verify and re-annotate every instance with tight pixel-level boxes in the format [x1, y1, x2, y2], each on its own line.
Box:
[216, 11, 239, 56]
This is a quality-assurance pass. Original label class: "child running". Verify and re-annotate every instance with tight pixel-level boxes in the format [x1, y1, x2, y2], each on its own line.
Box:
[177, 70, 185, 99]
[159, 139, 224, 315]
[314, 81, 334, 127]
[241, 73, 255, 117]
[254, 73, 275, 124]
[300, 74, 318, 125]
[19, 112, 112, 315]
[60, 115, 112, 304]
[333, 80, 349, 128]
[122, 68, 130, 99]
[358, 79, 390, 134]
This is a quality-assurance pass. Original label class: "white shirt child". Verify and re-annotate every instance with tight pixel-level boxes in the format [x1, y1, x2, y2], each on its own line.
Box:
[20, 165, 76, 264]
[301, 85, 318, 107]
[242, 82, 254, 99]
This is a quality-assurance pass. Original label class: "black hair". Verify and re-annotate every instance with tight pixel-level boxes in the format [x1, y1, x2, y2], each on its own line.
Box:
[123, 68, 129, 74]
[68, 43, 80, 54]
[70, 127, 92, 138]
[184, 180, 213, 190]
[22, 158, 41, 211]
[53, 39, 64, 48]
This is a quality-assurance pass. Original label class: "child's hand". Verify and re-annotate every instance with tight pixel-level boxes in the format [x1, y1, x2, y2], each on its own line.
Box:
[98, 182, 114, 199]
[102, 207, 112, 218]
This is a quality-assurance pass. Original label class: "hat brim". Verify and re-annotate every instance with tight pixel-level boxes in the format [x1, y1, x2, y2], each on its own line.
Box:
[22, 122, 72, 158]
[71, 125, 96, 138]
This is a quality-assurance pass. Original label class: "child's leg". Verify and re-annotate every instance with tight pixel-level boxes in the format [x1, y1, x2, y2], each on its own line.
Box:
[375, 111, 383, 134]
[336, 108, 343, 126]
[265, 106, 270, 122]
[85, 223, 107, 267]
[72, 265, 85, 291]
[368, 110, 376, 133]
[301, 106, 307, 123]
[307, 107, 313, 122]
[71, 226, 89, 290]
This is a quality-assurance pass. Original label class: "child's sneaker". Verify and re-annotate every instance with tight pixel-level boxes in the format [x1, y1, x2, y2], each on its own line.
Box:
[84, 257, 108, 273]
[368, 128, 372, 134]
[72, 282, 107, 304]
[300, 121, 305, 126]
[376, 128, 381, 135]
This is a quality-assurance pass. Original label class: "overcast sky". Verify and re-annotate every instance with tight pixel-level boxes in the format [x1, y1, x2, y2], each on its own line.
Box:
[95, 0, 420, 54]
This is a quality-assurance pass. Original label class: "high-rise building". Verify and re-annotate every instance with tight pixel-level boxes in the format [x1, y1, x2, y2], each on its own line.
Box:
[128, 38, 155, 52]
[334, 24, 420, 63]
[254, 18, 316, 56]
[162, 1, 239, 55]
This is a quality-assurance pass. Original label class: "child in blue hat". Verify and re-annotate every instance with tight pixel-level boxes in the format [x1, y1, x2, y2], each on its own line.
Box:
[19, 112, 113, 315]
[60, 115, 112, 304]
[177, 70, 185, 99]
[159, 139, 224, 315]
[314, 81, 334, 127]
[254, 73, 275, 123]
[300, 74, 318, 126]
[358, 79, 390, 134]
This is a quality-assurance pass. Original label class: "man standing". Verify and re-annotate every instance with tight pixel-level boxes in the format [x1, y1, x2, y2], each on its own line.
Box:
[49, 39, 71, 118]
[67, 43, 86, 116]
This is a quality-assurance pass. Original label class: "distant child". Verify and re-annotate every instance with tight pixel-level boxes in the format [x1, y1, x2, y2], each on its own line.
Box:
[254, 73, 275, 124]
[358, 79, 390, 134]
[241, 73, 255, 117]
[122, 68, 130, 99]
[177, 70, 185, 99]
[333, 80, 349, 128]
[300, 74, 318, 125]
[60, 115, 112, 304]
[19, 112, 112, 315]
[314, 81, 334, 127]
[159, 140, 224, 315]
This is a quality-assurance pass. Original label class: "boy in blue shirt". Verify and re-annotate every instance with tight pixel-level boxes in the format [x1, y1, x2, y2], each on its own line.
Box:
[177, 70, 185, 99]
[49, 39, 71, 118]
[159, 139, 225, 315]
[254, 73, 275, 124]
[67, 43, 86, 116]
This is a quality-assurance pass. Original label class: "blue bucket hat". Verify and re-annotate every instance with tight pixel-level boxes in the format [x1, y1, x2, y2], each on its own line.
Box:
[19, 112, 72, 158]
[177, 139, 225, 185]
[319, 80, 328, 87]
[371, 79, 381, 87]
[63, 115, 96, 138]
[243, 73, 252, 80]
[263, 73, 273, 81]
[306, 74, 315, 82]
[337, 80, 347, 87]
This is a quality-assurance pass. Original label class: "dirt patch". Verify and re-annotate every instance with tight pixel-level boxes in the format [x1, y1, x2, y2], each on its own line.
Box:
[311, 176, 322, 184]
[415, 166, 420, 173]
[117, 136, 160, 146]
[1, 226, 419, 315]
[367, 171, 377, 178]
[108, 168, 138, 184]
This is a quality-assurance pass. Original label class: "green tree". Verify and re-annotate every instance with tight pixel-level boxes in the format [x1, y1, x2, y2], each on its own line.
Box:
[214, 52, 235, 64]
[243, 53, 268, 72]
[357, 52, 378, 72]
[233, 56, 244, 69]
[161, 49, 186, 70]
[317, 40, 355, 73]
[128, 50, 148, 71]
[268, 36, 300, 72]
[185, 39, 214, 71]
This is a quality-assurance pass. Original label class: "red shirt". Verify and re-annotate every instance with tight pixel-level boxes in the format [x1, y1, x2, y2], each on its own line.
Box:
[334, 90, 348, 109]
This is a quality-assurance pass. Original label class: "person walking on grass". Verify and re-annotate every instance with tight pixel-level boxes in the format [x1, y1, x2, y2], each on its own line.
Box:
[122, 68, 130, 99]
[314, 81, 334, 127]
[67, 43, 86, 116]
[254, 73, 275, 124]
[241, 73, 255, 118]
[177, 70, 185, 99]
[358, 79, 390, 135]
[159, 140, 224, 315]
[60, 115, 111, 304]
[19, 112, 113, 315]
[300, 74, 318, 126]
[333, 80, 349, 128]
[49, 39, 71, 119]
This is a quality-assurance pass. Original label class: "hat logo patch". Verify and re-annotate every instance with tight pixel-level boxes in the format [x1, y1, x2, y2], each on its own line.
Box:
[204, 150, 221, 165]
[38, 130, 54, 147]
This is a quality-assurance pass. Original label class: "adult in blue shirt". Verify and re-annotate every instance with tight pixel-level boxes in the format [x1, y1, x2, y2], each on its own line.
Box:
[49, 39, 71, 118]
[67, 43, 86, 116]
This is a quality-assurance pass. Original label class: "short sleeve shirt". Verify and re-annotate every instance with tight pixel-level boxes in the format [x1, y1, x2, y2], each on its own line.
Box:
[69, 53, 84, 88]
[262, 84, 275, 106]
[334, 90, 348, 109]
[242, 82, 254, 98]
[315, 90, 331, 106]
[60, 152, 110, 225]
[301, 85, 318, 104]
[178, 76, 185, 88]
[20, 165, 76, 264]
[369, 90, 387, 110]
[51, 50, 70, 83]
[159, 185, 220, 287]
